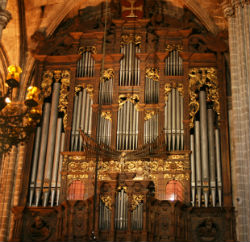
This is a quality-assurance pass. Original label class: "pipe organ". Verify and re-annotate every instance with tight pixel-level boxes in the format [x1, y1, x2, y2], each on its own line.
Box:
[14, 2, 236, 242]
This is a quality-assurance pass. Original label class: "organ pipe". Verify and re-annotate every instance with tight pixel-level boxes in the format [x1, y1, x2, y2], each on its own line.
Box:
[207, 108, 216, 207]
[50, 117, 63, 207]
[43, 82, 61, 207]
[56, 132, 65, 206]
[190, 134, 195, 206]
[194, 121, 202, 207]
[215, 129, 222, 206]
[199, 90, 209, 207]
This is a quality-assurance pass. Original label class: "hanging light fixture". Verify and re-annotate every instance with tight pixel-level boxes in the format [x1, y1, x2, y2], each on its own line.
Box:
[0, 65, 43, 154]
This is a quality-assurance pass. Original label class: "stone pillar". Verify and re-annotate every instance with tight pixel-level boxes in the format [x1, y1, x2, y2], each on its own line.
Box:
[223, 1, 250, 241]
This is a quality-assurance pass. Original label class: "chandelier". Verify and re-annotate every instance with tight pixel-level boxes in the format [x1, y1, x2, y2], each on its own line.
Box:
[0, 65, 42, 154]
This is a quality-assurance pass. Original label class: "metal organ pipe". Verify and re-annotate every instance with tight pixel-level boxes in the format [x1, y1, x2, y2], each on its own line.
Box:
[43, 82, 61, 207]
[195, 121, 202, 207]
[71, 93, 78, 149]
[50, 117, 63, 207]
[199, 90, 209, 207]
[73, 90, 83, 151]
[207, 108, 216, 206]
[190, 134, 196, 206]
[215, 129, 222, 206]
[56, 132, 65, 206]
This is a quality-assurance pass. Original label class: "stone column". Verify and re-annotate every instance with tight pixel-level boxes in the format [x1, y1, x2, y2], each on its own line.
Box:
[223, 1, 250, 241]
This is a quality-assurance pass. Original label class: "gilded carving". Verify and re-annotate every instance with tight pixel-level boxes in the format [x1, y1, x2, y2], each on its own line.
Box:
[120, 34, 141, 47]
[118, 94, 139, 108]
[67, 174, 88, 180]
[53, 70, 62, 82]
[165, 44, 183, 52]
[74, 84, 94, 98]
[189, 68, 220, 128]
[164, 173, 189, 181]
[100, 195, 112, 209]
[100, 68, 114, 82]
[101, 111, 112, 121]
[79, 46, 97, 54]
[41, 71, 53, 97]
[144, 111, 155, 121]
[131, 195, 144, 210]
[146, 67, 159, 82]
[58, 70, 70, 128]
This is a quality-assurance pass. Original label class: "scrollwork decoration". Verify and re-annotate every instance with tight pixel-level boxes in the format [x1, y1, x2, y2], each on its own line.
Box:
[120, 34, 141, 47]
[101, 111, 112, 121]
[144, 111, 155, 121]
[100, 195, 112, 209]
[118, 94, 139, 109]
[131, 195, 144, 210]
[79, 46, 97, 55]
[41, 71, 53, 97]
[165, 44, 183, 52]
[146, 67, 159, 82]
[100, 68, 114, 82]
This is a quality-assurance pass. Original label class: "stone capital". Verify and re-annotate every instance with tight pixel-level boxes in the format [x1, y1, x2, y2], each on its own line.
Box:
[221, 1, 235, 18]
[0, 7, 11, 30]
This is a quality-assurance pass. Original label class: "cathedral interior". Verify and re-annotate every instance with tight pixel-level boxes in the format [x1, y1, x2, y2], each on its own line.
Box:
[0, 0, 250, 241]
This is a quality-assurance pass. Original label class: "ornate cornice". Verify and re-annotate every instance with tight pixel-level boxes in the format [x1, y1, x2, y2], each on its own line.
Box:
[221, 1, 234, 18]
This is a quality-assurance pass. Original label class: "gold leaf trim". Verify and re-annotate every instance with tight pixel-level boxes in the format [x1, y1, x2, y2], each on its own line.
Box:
[146, 67, 159, 82]
[79, 46, 97, 54]
[120, 34, 141, 47]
